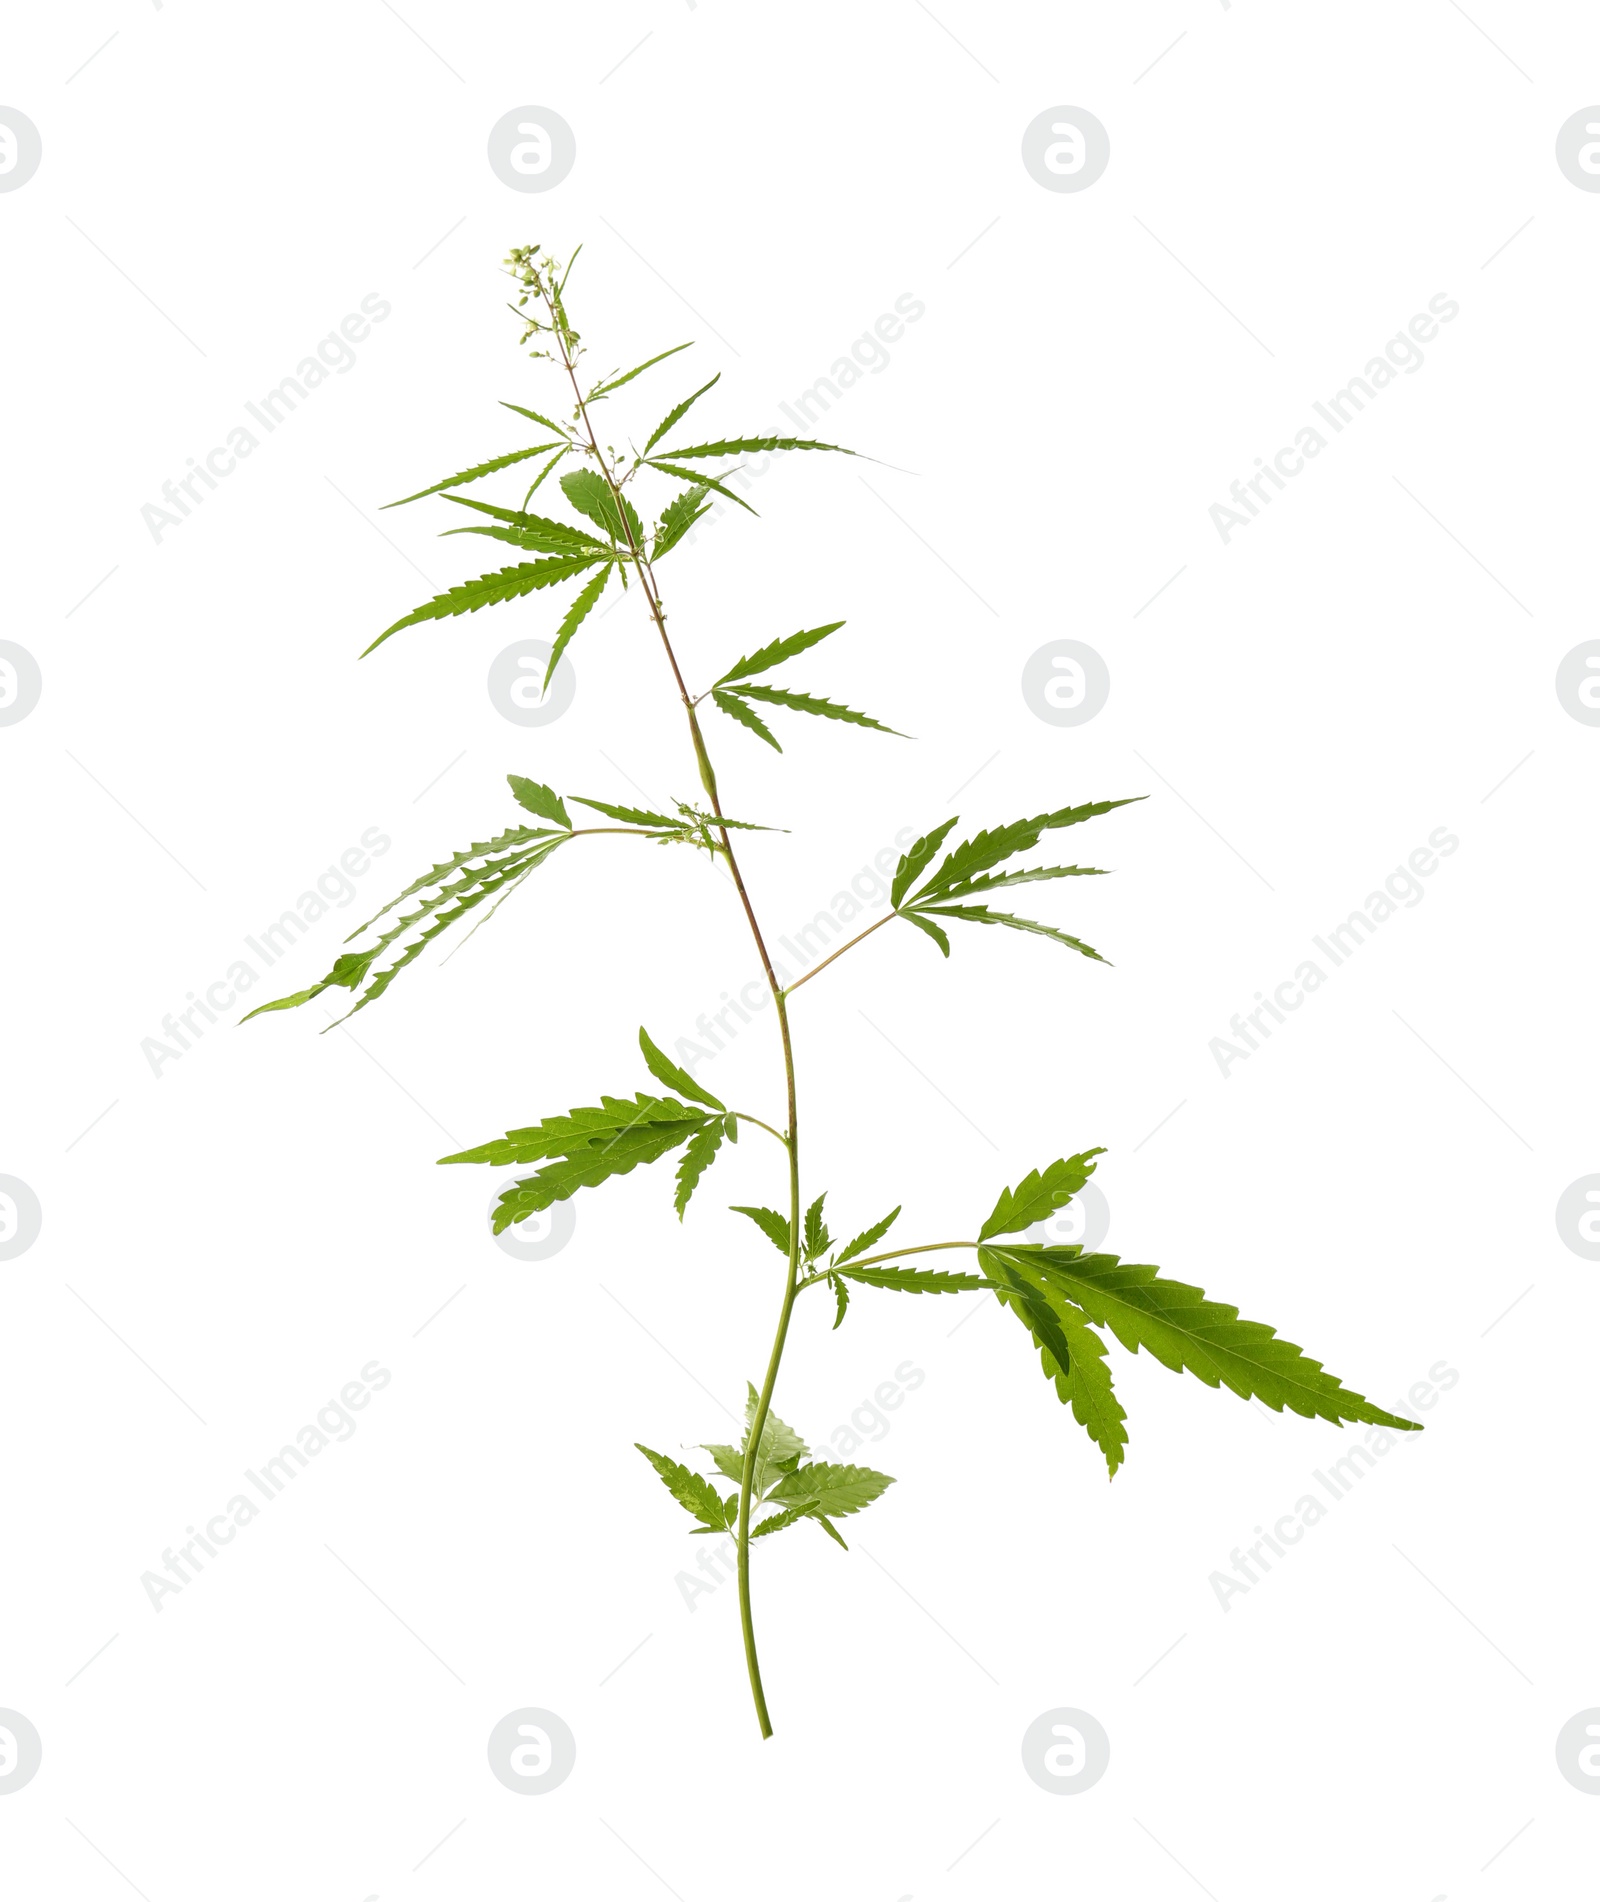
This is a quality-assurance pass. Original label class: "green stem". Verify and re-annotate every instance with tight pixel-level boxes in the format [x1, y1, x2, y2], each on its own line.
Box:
[550, 294, 799, 1738]
[795, 1239, 980, 1292]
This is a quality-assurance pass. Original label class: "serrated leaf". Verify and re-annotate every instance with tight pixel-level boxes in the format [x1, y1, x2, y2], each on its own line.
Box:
[487, 1127, 706, 1230]
[441, 1091, 709, 1168]
[980, 1152, 1107, 1242]
[654, 434, 856, 461]
[644, 458, 757, 516]
[243, 840, 564, 1025]
[837, 1265, 994, 1293]
[978, 1246, 1128, 1477]
[588, 340, 693, 402]
[438, 493, 611, 553]
[500, 400, 573, 438]
[543, 564, 612, 688]
[731, 1206, 791, 1256]
[913, 798, 1143, 904]
[636, 1443, 729, 1533]
[725, 683, 902, 737]
[643, 374, 721, 455]
[344, 823, 547, 939]
[711, 688, 781, 751]
[831, 1274, 850, 1329]
[912, 904, 1107, 963]
[833, 1206, 901, 1266]
[701, 1443, 744, 1486]
[522, 442, 571, 501]
[363, 555, 608, 655]
[717, 621, 845, 686]
[385, 442, 562, 508]
[639, 1027, 726, 1111]
[899, 910, 950, 957]
[674, 1120, 725, 1219]
[653, 487, 711, 559]
[506, 777, 571, 829]
[989, 1245, 1423, 1434]
[749, 1505, 811, 1540]
[803, 1194, 830, 1261]
[767, 1461, 894, 1520]
[560, 469, 643, 548]
[936, 864, 1108, 898]
[568, 794, 680, 830]
[891, 817, 960, 909]
[743, 1385, 809, 1500]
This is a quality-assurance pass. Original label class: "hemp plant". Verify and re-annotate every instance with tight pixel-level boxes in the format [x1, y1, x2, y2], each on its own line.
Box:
[250, 243, 1421, 1738]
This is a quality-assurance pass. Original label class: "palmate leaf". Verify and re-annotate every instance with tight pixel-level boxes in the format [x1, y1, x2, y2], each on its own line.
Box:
[385, 441, 563, 508]
[911, 798, 1143, 905]
[654, 487, 711, 559]
[643, 458, 757, 516]
[979, 1152, 1106, 1242]
[363, 554, 608, 655]
[978, 1245, 1128, 1477]
[654, 434, 856, 461]
[642, 374, 721, 456]
[441, 1089, 717, 1232]
[987, 1245, 1421, 1434]
[724, 683, 902, 737]
[712, 689, 781, 751]
[636, 1444, 733, 1534]
[717, 621, 845, 686]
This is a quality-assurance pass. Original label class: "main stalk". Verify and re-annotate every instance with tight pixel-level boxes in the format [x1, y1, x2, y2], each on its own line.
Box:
[548, 283, 799, 1737]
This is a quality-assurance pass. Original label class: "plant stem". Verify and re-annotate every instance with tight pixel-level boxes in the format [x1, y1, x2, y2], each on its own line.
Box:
[795, 1239, 981, 1292]
[781, 910, 895, 997]
[549, 293, 799, 1738]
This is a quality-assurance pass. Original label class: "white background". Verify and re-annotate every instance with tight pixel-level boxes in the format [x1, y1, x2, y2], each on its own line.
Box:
[3, 3, 1597, 1897]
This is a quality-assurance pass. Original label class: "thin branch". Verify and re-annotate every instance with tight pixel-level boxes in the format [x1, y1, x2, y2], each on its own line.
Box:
[782, 912, 897, 996]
